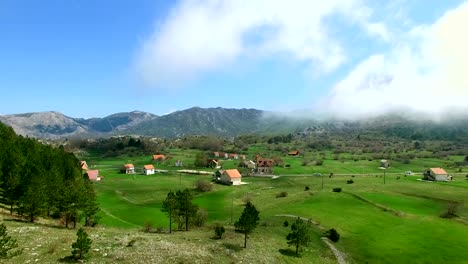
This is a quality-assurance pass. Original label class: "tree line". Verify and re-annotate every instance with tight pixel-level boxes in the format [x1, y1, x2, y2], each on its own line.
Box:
[0, 123, 99, 226]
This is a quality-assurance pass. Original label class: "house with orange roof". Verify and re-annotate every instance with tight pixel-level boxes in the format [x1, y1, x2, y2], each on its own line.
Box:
[80, 161, 89, 170]
[153, 154, 166, 161]
[229, 153, 239, 159]
[423, 167, 450, 181]
[122, 164, 135, 174]
[142, 164, 155, 175]
[86, 170, 101, 181]
[219, 169, 242, 185]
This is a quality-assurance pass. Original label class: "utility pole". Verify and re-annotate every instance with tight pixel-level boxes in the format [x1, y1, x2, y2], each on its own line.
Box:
[230, 195, 233, 224]
[384, 168, 386, 184]
[321, 173, 324, 189]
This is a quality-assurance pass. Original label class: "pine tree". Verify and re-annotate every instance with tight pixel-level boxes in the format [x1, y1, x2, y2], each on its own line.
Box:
[71, 228, 92, 260]
[0, 223, 22, 259]
[234, 201, 260, 248]
[286, 217, 312, 255]
[161, 191, 177, 233]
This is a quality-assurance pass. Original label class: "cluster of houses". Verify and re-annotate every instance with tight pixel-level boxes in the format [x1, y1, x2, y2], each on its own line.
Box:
[213, 152, 246, 160]
[121, 163, 156, 175]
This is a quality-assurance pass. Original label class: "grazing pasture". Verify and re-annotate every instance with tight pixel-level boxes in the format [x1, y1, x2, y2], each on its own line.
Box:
[90, 153, 468, 264]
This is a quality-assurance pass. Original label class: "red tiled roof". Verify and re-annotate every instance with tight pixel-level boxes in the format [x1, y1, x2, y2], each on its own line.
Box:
[86, 170, 99, 181]
[124, 164, 134, 169]
[225, 169, 242, 179]
[289, 150, 299, 155]
[144, 164, 154, 170]
[153, 154, 166, 160]
[430, 168, 448, 175]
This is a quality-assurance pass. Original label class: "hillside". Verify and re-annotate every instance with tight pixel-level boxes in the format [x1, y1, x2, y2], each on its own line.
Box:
[1, 107, 468, 140]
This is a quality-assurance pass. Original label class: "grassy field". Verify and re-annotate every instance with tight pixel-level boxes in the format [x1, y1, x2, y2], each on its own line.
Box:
[75, 150, 468, 264]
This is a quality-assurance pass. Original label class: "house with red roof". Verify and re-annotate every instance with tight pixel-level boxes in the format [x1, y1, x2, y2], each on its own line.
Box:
[142, 164, 155, 175]
[219, 169, 242, 185]
[122, 164, 135, 174]
[86, 170, 101, 181]
[423, 167, 450, 181]
[256, 156, 274, 174]
[288, 150, 299, 156]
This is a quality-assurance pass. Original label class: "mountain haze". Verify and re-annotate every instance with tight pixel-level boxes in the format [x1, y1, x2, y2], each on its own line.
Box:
[1, 107, 468, 140]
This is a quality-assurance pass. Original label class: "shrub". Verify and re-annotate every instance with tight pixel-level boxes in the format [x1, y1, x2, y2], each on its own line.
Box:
[285, 164, 291, 168]
[195, 178, 213, 192]
[315, 159, 324, 166]
[193, 208, 208, 227]
[0, 224, 22, 259]
[283, 221, 289, 227]
[304, 186, 310, 191]
[143, 220, 153, 233]
[440, 202, 460, 219]
[325, 228, 340, 242]
[347, 180, 354, 184]
[332, 188, 342, 193]
[71, 228, 92, 260]
[214, 224, 225, 239]
[276, 191, 288, 198]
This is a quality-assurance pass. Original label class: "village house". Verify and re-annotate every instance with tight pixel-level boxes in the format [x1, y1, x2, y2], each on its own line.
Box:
[380, 159, 390, 168]
[288, 150, 299, 156]
[153, 154, 166, 161]
[142, 164, 155, 175]
[239, 154, 246, 160]
[239, 160, 256, 170]
[80, 161, 89, 170]
[423, 167, 451, 181]
[175, 160, 183, 167]
[229, 153, 239, 159]
[207, 159, 221, 169]
[213, 152, 220, 157]
[123, 164, 135, 174]
[218, 169, 242, 185]
[256, 156, 274, 174]
[86, 169, 101, 181]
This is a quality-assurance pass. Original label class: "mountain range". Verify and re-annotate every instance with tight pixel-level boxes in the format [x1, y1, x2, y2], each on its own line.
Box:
[1, 107, 468, 140]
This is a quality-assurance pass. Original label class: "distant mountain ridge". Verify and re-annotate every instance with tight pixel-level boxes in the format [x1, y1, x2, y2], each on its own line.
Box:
[1, 107, 468, 140]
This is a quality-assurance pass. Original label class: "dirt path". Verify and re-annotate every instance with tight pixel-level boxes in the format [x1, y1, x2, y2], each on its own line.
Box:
[100, 208, 140, 228]
[276, 214, 347, 264]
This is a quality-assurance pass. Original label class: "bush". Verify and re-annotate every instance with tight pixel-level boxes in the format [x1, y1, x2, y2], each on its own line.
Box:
[71, 228, 92, 260]
[440, 202, 460, 219]
[195, 178, 213, 192]
[347, 180, 354, 184]
[283, 221, 289, 227]
[304, 186, 310, 191]
[276, 191, 288, 198]
[143, 220, 153, 233]
[325, 228, 340, 242]
[0, 224, 22, 259]
[315, 159, 324, 165]
[214, 224, 225, 239]
[193, 208, 208, 227]
[332, 188, 342, 193]
[285, 164, 291, 168]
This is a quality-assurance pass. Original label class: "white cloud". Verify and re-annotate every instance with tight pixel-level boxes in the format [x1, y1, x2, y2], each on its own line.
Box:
[134, 0, 388, 87]
[324, 2, 468, 119]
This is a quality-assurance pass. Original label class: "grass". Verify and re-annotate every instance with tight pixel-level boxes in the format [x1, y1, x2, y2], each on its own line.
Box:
[16, 150, 464, 263]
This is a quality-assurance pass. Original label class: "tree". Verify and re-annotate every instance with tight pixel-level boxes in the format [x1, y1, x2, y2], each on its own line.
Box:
[286, 217, 312, 255]
[161, 191, 177, 233]
[178, 189, 198, 231]
[82, 183, 100, 227]
[214, 224, 225, 239]
[0, 224, 22, 259]
[194, 152, 208, 168]
[234, 201, 260, 248]
[71, 228, 92, 260]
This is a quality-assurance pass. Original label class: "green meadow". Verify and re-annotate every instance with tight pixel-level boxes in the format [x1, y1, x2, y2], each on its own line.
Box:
[89, 152, 468, 264]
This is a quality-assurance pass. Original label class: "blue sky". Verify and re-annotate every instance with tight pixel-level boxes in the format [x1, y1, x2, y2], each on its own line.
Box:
[1, 0, 467, 118]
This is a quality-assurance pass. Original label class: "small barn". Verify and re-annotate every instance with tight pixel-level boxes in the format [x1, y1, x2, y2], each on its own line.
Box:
[423, 168, 451, 181]
[86, 170, 101, 181]
[123, 164, 135, 174]
[175, 160, 183, 167]
[207, 159, 221, 169]
[239, 160, 256, 169]
[142, 164, 155, 175]
[219, 169, 242, 186]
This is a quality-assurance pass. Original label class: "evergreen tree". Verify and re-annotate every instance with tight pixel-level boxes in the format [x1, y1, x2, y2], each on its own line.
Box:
[82, 183, 100, 227]
[161, 191, 177, 233]
[178, 188, 198, 231]
[0, 223, 22, 259]
[286, 217, 312, 255]
[234, 201, 260, 248]
[71, 228, 92, 260]
[17, 178, 46, 222]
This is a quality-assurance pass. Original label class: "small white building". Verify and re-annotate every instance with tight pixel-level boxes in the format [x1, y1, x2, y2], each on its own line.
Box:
[220, 169, 242, 186]
[123, 164, 135, 174]
[142, 164, 155, 175]
[423, 167, 450, 181]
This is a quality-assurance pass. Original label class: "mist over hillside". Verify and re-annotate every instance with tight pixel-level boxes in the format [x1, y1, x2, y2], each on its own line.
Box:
[0, 107, 467, 140]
